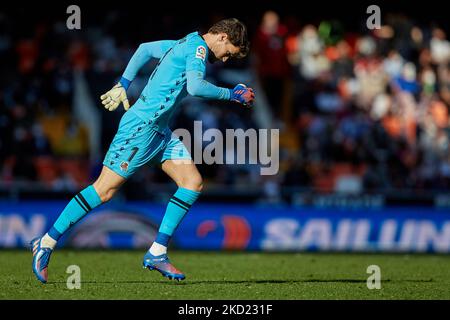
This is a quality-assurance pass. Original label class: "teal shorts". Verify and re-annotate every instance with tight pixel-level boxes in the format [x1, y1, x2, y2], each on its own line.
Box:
[103, 109, 191, 179]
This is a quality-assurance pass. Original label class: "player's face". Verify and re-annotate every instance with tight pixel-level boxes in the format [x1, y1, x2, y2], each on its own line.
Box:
[208, 33, 241, 63]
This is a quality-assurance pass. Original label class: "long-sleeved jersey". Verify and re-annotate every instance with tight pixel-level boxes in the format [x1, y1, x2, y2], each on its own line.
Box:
[122, 31, 231, 133]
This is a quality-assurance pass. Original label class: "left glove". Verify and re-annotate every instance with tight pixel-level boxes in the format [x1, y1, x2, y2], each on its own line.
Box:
[230, 84, 255, 107]
[100, 83, 130, 111]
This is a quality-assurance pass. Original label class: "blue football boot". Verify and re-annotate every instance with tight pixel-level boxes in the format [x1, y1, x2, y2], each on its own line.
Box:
[143, 252, 185, 281]
[30, 237, 53, 284]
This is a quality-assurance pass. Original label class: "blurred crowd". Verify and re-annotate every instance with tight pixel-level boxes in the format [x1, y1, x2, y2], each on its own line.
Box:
[253, 10, 450, 195]
[0, 8, 449, 196]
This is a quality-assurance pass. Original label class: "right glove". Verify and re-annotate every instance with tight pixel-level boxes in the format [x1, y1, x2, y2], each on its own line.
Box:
[230, 84, 255, 107]
[100, 83, 130, 111]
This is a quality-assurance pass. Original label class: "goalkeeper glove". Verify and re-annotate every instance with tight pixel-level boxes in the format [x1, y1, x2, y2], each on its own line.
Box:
[100, 82, 130, 111]
[230, 84, 255, 107]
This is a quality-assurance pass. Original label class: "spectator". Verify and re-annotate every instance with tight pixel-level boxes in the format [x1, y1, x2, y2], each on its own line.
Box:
[253, 11, 292, 119]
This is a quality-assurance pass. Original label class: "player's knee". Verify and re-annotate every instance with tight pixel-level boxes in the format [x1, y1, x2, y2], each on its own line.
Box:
[99, 189, 116, 203]
[180, 176, 203, 192]
[194, 179, 203, 192]
[93, 183, 117, 203]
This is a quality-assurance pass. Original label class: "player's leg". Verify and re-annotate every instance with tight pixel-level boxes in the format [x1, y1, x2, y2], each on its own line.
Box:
[31, 166, 126, 283]
[151, 159, 202, 255]
[143, 159, 202, 280]
[143, 136, 201, 280]
[30, 108, 147, 283]
[50, 166, 126, 242]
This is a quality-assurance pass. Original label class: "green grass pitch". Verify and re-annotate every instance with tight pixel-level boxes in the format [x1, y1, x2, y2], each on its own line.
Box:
[1, 250, 450, 299]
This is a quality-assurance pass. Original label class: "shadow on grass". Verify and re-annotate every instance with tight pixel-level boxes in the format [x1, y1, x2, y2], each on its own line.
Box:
[173, 279, 434, 285]
[43, 278, 434, 286]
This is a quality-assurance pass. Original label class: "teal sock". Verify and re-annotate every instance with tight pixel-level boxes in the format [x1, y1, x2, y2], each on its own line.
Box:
[158, 187, 201, 238]
[50, 185, 102, 239]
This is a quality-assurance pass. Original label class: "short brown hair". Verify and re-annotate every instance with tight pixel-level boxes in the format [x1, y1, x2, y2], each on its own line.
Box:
[208, 18, 249, 58]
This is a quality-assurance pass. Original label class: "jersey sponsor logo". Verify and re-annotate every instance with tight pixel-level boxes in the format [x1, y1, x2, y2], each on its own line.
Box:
[195, 46, 206, 61]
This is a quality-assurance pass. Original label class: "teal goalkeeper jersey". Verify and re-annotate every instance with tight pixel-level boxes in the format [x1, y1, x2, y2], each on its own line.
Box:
[121, 31, 231, 133]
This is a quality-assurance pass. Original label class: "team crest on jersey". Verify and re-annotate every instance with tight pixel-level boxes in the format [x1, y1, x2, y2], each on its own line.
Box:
[120, 161, 129, 172]
[196, 46, 206, 61]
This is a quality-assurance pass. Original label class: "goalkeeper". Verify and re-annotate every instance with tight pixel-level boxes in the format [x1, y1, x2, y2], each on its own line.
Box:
[30, 18, 254, 283]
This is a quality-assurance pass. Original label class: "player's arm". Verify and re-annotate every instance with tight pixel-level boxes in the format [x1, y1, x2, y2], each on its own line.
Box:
[121, 40, 177, 88]
[185, 44, 255, 106]
[186, 70, 231, 100]
[100, 40, 176, 111]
